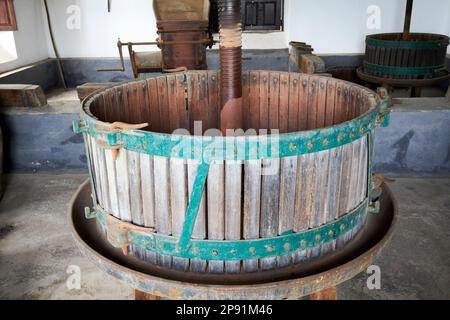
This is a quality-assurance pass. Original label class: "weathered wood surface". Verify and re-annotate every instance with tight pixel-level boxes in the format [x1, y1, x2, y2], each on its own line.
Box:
[85, 71, 376, 273]
[0, 84, 47, 108]
[77, 83, 115, 102]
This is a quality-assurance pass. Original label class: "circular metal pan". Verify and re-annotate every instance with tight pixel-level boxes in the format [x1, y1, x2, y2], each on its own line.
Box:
[69, 179, 397, 300]
[357, 67, 450, 88]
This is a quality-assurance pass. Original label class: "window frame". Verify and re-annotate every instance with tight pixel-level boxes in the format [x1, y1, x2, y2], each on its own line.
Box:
[209, 0, 284, 34]
[0, 0, 18, 32]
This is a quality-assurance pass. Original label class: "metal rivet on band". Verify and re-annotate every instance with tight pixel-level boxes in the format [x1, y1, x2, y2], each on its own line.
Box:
[328, 230, 335, 237]
[267, 246, 274, 252]
[191, 248, 199, 255]
[283, 243, 291, 251]
[212, 249, 219, 256]
[315, 234, 321, 241]
[249, 247, 256, 254]
[340, 224, 346, 231]
[307, 141, 313, 150]
[323, 139, 329, 146]
[289, 143, 297, 151]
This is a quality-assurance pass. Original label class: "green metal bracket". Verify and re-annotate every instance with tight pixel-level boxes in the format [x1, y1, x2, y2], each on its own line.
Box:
[367, 36, 449, 49]
[84, 206, 97, 219]
[364, 62, 445, 77]
[369, 200, 380, 214]
[177, 162, 210, 252]
[72, 120, 87, 134]
[93, 198, 369, 261]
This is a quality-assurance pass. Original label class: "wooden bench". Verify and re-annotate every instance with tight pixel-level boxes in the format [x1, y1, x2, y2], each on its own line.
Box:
[0, 84, 47, 108]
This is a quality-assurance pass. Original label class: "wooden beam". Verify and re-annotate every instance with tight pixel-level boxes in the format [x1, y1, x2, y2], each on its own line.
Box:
[0, 84, 47, 108]
[76, 82, 115, 101]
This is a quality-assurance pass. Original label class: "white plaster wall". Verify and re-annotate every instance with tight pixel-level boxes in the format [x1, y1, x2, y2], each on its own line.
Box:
[286, 0, 450, 54]
[1, 0, 449, 71]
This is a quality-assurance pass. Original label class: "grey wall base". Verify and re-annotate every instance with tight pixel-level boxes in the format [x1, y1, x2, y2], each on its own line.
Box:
[374, 98, 450, 175]
[1, 98, 449, 175]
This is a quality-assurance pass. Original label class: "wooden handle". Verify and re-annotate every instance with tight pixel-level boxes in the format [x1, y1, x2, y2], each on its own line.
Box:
[163, 66, 188, 73]
[111, 122, 148, 131]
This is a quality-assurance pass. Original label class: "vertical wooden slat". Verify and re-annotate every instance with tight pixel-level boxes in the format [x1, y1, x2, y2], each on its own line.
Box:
[176, 74, 189, 131]
[140, 153, 157, 264]
[170, 158, 189, 271]
[198, 72, 209, 132]
[188, 73, 201, 133]
[113, 87, 124, 123]
[153, 156, 172, 267]
[98, 146, 110, 211]
[242, 71, 251, 129]
[298, 75, 309, 130]
[122, 83, 132, 124]
[334, 81, 345, 125]
[278, 156, 297, 267]
[167, 75, 179, 132]
[128, 151, 143, 225]
[225, 160, 242, 273]
[89, 138, 103, 208]
[128, 150, 145, 259]
[321, 146, 342, 255]
[188, 159, 207, 272]
[116, 150, 131, 222]
[306, 77, 318, 130]
[293, 154, 307, 262]
[207, 160, 225, 273]
[105, 150, 119, 217]
[140, 81, 151, 129]
[243, 160, 261, 272]
[288, 73, 299, 132]
[311, 149, 329, 258]
[147, 78, 161, 132]
[269, 72, 280, 131]
[260, 158, 280, 270]
[157, 77, 171, 133]
[207, 71, 219, 130]
[316, 77, 328, 128]
[279, 72, 290, 133]
[324, 79, 336, 127]
[249, 71, 260, 130]
[259, 71, 269, 129]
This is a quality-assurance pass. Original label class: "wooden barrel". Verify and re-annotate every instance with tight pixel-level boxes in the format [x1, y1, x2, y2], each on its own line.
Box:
[362, 33, 449, 79]
[76, 71, 388, 274]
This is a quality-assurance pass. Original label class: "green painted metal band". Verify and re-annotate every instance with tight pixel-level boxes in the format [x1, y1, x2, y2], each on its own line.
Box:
[364, 62, 445, 76]
[366, 37, 449, 49]
[80, 101, 389, 162]
[177, 162, 210, 252]
[94, 198, 368, 261]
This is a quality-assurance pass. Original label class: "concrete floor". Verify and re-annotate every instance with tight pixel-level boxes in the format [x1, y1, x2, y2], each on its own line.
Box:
[0, 173, 449, 300]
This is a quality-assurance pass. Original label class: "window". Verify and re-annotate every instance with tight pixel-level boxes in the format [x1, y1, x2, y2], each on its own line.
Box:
[209, 0, 284, 33]
[0, 0, 17, 31]
[0, 31, 17, 64]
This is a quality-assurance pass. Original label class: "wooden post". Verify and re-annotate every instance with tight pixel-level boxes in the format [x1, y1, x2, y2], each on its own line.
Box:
[402, 0, 413, 41]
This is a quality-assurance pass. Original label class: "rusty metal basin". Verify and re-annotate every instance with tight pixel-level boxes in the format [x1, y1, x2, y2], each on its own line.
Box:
[69, 179, 397, 300]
